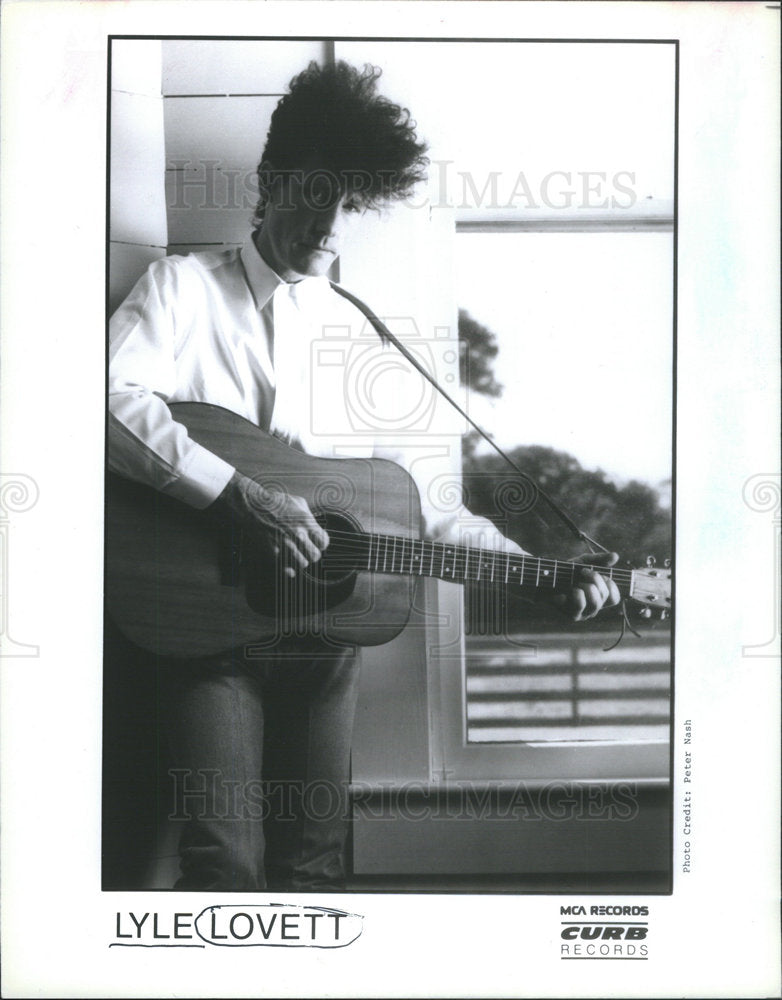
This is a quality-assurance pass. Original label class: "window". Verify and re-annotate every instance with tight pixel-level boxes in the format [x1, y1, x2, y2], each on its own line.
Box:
[457, 230, 673, 746]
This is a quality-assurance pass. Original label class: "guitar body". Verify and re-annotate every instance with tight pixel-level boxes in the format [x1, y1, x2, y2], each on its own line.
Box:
[106, 402, 421, 657]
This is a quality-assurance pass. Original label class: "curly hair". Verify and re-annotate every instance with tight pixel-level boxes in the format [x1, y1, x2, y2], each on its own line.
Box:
[252, 61, 429, 226]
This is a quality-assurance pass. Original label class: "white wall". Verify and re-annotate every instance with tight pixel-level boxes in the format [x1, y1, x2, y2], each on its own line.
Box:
[109, 40, 167, 313]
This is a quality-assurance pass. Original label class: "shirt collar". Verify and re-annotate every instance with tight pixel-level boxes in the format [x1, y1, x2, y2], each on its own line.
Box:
[240, 234, 331, 311]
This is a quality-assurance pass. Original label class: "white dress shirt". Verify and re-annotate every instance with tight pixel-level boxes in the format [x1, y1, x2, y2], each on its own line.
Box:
[109, 234, 512, 547]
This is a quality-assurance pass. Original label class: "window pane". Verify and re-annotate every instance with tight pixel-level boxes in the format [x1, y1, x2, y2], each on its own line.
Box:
[457, 231, 672, 744]
[337, 40, 675, 223]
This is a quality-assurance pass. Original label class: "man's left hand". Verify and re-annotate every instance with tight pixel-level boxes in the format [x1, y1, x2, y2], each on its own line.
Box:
[553, 551, 621, 621]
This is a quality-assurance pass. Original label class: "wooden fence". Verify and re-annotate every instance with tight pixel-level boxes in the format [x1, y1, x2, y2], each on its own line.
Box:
[464, 630, 671, 743]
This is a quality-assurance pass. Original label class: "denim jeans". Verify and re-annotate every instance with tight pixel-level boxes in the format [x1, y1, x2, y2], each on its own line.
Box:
[160, 636, 360, 891]
[104, 622, 360, 892]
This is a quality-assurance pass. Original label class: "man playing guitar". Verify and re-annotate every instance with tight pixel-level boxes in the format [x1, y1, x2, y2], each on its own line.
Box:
[106, 60, 619, 891]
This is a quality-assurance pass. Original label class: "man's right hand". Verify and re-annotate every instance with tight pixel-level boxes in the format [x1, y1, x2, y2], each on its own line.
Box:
[214, 471, 329, 577]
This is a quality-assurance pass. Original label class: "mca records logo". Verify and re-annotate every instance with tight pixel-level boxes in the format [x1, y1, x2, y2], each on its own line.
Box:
[559, 904, 649, 961]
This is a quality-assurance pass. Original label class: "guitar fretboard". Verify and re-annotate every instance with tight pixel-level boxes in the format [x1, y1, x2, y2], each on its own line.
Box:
[344, 532, 633, 595]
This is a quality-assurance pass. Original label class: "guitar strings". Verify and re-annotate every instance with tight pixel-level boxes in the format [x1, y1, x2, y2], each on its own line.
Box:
[315, 544, 638, 577]
[291, 527, 640, 583]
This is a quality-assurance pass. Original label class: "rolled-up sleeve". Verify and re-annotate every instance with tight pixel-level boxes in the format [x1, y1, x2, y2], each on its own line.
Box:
[108, 259, 235, 508]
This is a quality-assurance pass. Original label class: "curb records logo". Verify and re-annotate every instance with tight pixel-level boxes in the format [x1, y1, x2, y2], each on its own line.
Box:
[559, 904, 649, 960]
[111, 904, 363, 949]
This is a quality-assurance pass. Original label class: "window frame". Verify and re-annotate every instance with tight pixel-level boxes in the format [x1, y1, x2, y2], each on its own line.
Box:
[423, 211, 673, 785]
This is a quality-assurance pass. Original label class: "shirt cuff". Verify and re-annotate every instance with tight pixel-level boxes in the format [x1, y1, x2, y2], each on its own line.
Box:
[162, 444, 236, 508]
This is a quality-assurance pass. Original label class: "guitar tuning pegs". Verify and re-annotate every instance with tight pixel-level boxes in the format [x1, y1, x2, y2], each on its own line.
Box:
[663, 558, 671, 569]
[646, 555, 657, 568]
[639, 608, 653, 618]
[660, 610, 668, 621]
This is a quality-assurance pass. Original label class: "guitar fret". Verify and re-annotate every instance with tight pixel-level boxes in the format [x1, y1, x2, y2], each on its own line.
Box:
[362, 535, 637, 602]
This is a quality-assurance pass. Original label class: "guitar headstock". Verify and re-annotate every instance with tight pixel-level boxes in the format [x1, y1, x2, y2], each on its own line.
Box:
[629, 556, 672, 618]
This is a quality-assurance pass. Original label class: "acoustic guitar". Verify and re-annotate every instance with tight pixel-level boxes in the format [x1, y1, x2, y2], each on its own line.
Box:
[105, 402, 672, 657]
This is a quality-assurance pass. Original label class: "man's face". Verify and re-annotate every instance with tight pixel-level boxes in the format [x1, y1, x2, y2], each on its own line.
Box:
[256, 166, 367, 282]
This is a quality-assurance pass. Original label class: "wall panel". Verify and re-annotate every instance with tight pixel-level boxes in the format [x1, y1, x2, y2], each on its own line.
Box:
[163, 95, 277, 169]
[109, 39, 167, 311]
[162, 39, 326, 95]
[110, 90, 167, 246]
[112, 39, 164, 97]
[164, 168, 257, 244]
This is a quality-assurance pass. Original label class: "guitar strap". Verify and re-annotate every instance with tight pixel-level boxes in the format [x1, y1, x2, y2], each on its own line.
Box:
[330, 280, 608, 554]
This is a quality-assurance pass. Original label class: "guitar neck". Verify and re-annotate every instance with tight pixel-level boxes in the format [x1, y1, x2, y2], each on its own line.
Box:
[353, 532, 634, 597]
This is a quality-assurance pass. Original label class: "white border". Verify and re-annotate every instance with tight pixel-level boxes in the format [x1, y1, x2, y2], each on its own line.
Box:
[1, 2, 779, 997]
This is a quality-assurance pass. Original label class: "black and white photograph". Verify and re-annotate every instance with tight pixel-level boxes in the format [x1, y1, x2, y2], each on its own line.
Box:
[103, 35, 674, 896]
[1, 2, 779, 997]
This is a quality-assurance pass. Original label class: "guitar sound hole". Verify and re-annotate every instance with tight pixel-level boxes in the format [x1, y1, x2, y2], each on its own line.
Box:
[243, 509, 361, 620]
[306, 510, 361, 588]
